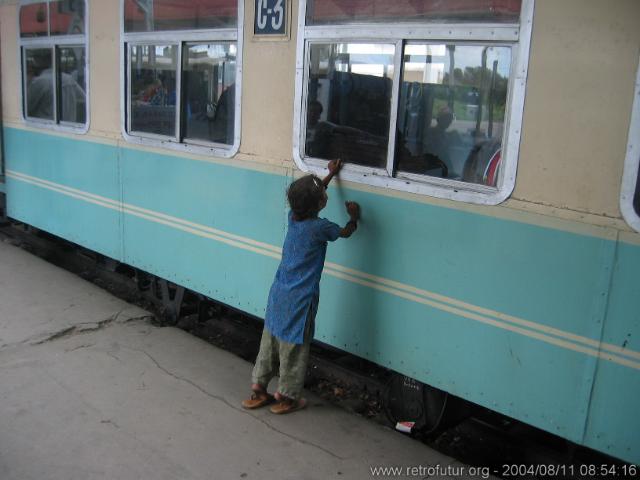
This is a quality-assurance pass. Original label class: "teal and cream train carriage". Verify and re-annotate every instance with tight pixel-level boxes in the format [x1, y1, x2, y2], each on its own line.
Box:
[1, 0, 639, 465]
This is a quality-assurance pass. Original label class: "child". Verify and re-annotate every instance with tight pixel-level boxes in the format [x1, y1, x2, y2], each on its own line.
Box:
[242, 159, 360, 414]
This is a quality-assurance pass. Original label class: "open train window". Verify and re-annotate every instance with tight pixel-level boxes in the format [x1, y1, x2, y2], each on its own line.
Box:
[294, 0, 534, 205]
[121, 0, 242, 158]
[620, 56, 640, 232]
[19, 0, 88, 132]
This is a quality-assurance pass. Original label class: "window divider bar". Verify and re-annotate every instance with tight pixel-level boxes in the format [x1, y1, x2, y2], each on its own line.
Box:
[126, 43, 132, 135]
[385, 39, 404, 177]
[19, 36, 85, 48]
[175, 43, 183, 142]
[21, 47, 28, 119]
[303, 24, 519, 42]
[123, 30, 237, 43]
[51, 45, 58, 123]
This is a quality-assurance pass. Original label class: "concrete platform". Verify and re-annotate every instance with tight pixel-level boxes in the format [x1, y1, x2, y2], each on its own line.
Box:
[0, 240, 488, 480]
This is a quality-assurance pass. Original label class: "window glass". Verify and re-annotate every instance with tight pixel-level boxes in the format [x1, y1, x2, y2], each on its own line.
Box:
[305, 43, 394, 168]
[25, 48, 54, 120]
[50, 0, 85, 35]
[183, 43, 236, 145]
[130, 44, 178, 137]
[20, 2, 48, 37]
[306, 0, 521, 26]
[57, 46, 86, 124]
[396, 44, 510, 185]
[124, 0, 238, 32]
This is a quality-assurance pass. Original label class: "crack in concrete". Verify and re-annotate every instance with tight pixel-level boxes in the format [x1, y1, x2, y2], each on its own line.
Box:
[121, 345, 346, 461]
[65, 343, 96, 353]
[29, 310, 154, 346]
[0, 311, 154, 353]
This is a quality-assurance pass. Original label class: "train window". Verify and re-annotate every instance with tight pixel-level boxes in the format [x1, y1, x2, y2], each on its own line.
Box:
[121, 1, 242, 157]
[306, 0, 521, 25]
[50, 0, 85, 36]
[620, 56, 640, 231]
[182, 43, 236, 146]
[396, 44, 511, 185]
[20, 2, 48, 38]
[123, 0, 237, 32]
[294, 0, 533, 205]
[24, 48, 54, 120]
[19, 0, 88, 132]
[305, 43, 395, 169]
[129, 45, 178, 138]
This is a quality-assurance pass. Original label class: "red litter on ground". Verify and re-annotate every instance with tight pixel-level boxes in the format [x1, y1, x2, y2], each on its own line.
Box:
[395, 421, 415, 433]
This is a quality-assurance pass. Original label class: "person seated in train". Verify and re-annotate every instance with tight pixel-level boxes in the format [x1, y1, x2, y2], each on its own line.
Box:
[242, 159, 361, 414]
[423, 106, 460, 171]
[395, 129, 449, 178]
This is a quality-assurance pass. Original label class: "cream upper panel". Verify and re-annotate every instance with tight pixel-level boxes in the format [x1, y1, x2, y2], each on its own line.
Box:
[239, 0, 298, 164]
[89, 0, 120, 138]
[515, 0, 640, 217]
[0, 3, 21, 124]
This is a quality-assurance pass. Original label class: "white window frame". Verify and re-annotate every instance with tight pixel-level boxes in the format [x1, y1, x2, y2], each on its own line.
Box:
[119, 1, 243, 158]
[620, 56, 640, 232]
[293, 0, 534, 205]
[18, 0, 90, 134]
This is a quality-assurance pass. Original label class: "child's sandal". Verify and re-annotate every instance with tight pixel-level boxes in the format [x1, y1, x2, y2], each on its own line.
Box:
[241, 391, 274, 410]
[269, 397, 307, 414]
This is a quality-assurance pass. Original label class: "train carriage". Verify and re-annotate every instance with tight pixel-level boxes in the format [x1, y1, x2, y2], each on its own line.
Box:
[0, 0, 639, 465]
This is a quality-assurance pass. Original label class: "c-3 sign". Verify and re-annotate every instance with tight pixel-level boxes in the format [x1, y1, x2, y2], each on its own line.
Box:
[254, 0, 287, 36]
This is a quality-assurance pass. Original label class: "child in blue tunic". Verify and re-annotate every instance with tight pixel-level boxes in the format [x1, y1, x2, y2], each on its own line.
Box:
[242, 159, 360, 414]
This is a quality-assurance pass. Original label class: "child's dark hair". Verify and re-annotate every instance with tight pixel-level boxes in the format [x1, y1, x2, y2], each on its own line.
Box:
[287, 175, 325, 220]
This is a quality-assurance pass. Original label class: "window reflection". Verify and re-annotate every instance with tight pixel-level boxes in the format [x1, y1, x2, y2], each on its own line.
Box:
[20, 3, 48, 38]
[305, 43, 394, 168]
[25, 48, 54, 120]
[396, 44, 511, 186]
[57, 47, 86, 124]
[124, 0, 238, 32]
[307, 0, 521, 25]
[50, 0, 85, 35]
[183, 43, 236, 145]
[130, 45, 178, 137]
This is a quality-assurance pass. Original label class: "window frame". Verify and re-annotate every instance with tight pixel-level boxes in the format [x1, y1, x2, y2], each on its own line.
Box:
[119, 1, 244, 158]
[293, 0, 535, 205]
[620, 56, 640, 232]
[18, 0, 90, 134]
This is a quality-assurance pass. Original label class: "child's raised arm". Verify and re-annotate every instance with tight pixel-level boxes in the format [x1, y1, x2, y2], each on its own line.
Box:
[322, 159, 343, 188]
[339, 201, 360, 238]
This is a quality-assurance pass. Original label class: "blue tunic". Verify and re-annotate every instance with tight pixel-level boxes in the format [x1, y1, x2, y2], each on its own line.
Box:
[265, 211, 342, 344]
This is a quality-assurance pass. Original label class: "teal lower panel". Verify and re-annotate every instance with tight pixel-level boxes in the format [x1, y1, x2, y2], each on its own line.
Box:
[122, 214, 276, 318]
[583, 361, 640, 464]
[583, 241, 640, 464]
[6, 178, 121, 261]
[317, 272, 593, 443]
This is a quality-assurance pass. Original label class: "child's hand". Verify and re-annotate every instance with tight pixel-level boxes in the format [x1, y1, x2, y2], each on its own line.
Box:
[345, 201, 360, 220]
[328, 159, 343, 175]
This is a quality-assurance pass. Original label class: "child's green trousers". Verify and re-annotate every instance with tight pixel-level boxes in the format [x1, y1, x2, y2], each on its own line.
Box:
[251, 315, 314, 400]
